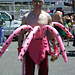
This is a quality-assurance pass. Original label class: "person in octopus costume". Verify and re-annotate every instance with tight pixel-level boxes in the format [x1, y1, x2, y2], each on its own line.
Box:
[0, 0, 74, 75]
[18, 0, 59, 75]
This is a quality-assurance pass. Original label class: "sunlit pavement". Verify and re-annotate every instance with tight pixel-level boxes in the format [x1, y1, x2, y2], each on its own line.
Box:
[0, 40, 75, 75]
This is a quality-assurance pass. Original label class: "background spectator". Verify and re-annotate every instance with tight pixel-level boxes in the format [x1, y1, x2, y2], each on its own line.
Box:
[0, 13, 6, 46]
[49, 8, 54, 17]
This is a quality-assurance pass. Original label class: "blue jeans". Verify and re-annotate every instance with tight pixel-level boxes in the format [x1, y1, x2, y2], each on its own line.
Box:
[0, 27, 6, 45]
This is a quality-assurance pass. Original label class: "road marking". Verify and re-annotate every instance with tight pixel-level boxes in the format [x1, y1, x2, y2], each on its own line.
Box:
[0, 46, 9, 51]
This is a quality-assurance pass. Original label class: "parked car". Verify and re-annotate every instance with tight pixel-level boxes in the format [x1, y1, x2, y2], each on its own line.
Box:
[0, 11, 22, 40]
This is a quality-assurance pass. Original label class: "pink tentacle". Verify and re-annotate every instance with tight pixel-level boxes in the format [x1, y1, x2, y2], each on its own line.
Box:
[18, 26, 40, 60]
[39, 28, 51, 56]
[0, 34, 13, 57]
[41, 25, 68, 63]
[0, 25, 33, 57]
[52, 22, 74, 38]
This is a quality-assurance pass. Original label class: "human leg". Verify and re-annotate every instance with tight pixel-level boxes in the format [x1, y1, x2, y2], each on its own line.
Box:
[38, 51, 48, 75]
[25, 51, 35, 75]
[67, 38, 69, 46]
[0, 27, 3, 45]
[66, 27, 70, 46]
[2, 27, 6, 42]
[72, 36, 75, 47]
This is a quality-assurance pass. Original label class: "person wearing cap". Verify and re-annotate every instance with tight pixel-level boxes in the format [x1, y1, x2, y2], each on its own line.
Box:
[52, 7, 63, 32]
[0, 13, 6, 46]
[18, 0, 59, 75]
[49, 8, 54, 17]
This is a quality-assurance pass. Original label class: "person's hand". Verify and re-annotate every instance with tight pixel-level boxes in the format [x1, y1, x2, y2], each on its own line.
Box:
[50, 47, 59, 62]
[17, 47, 22, 56]
[17, 47, 23, 62]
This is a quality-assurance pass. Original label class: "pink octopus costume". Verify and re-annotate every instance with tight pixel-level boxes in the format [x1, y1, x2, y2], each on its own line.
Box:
[0, 22, 74, 75]
[18, 25, 51, 75]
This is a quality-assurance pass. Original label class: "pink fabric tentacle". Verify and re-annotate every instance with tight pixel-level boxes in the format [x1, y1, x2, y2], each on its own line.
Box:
[40, 27, 51, 56]
[52, 22, 74, 38]
[42, 25, 68, 63]
[0, 25, 33, 57]
[0, 34, 13, 57]
[18, 26, 40, 60]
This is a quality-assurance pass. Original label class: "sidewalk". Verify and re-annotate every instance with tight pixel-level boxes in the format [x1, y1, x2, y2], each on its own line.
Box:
[0, 40, 75, 75]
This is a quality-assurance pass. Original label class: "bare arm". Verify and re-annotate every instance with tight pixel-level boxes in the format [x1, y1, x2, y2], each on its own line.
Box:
[18, 15, 27, 47]
[47, 15, 57, 47]
[59, 13, 63, 24]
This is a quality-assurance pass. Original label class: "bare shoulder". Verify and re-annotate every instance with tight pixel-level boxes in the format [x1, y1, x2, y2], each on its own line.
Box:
[56, 11, 62, 15]
[42, 10, 52, 24]
[42, 10, 52, 19]
[42, 10, 50, 16]
[23, 12, 29, 19]
[21, 12, 30, 25]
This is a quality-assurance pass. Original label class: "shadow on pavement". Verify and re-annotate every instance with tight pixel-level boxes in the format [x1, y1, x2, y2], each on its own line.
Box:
[67, 50, 75, 57]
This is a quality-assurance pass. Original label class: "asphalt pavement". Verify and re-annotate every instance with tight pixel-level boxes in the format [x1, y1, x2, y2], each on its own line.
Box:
[0, 39, 75, 75]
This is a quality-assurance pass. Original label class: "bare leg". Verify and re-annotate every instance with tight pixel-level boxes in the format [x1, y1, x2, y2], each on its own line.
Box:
[67, 38, 69, 46]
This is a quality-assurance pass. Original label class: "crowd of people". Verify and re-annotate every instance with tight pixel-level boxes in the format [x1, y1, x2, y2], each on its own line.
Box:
[49, 6, 75, 47]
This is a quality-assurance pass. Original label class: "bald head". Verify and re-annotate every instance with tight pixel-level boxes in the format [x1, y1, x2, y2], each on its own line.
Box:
[32, 0, 44, 1]
[32, 0, 44, 3]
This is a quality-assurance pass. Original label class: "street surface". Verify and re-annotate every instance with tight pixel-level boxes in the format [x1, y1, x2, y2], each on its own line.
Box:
[0, 40, 75, 75]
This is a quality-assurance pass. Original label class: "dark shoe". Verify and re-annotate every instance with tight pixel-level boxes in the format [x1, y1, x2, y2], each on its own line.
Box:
[67, 44, 70, 46]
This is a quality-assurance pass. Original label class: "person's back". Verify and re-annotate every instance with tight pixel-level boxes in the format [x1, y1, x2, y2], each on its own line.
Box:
[52, 11, 62, 23]
[52, 11, 63, 33]
[52, 9, 63, 45]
